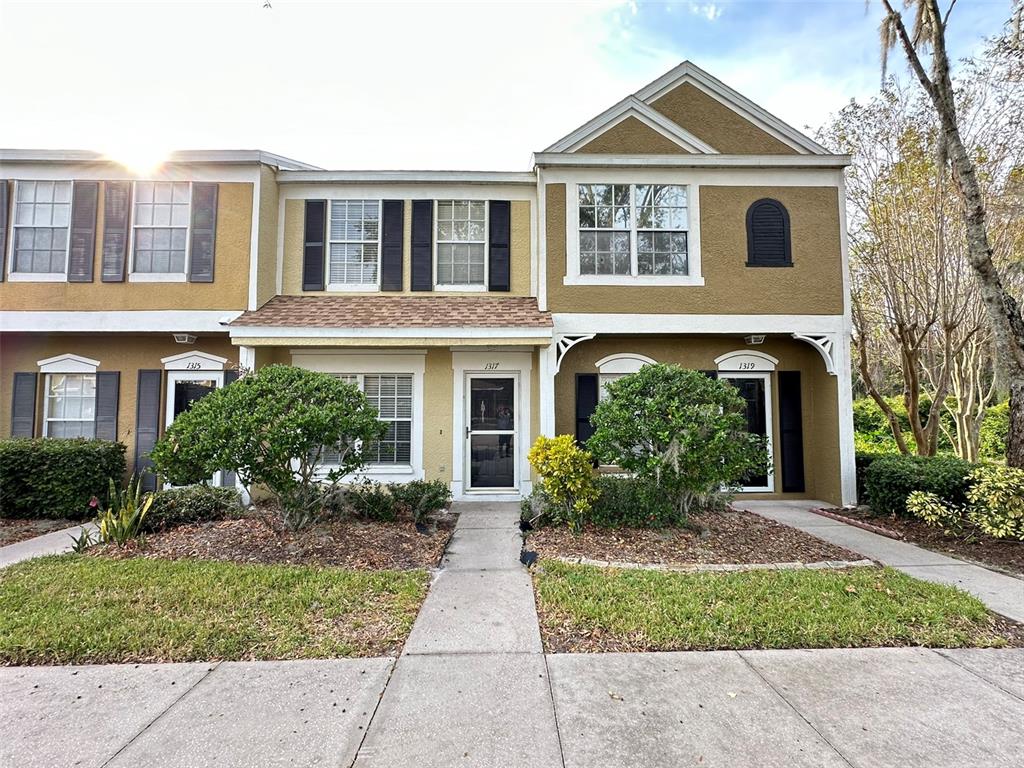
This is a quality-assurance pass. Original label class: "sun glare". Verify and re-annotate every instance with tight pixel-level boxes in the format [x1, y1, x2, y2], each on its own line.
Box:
[102, 143, 172, 176]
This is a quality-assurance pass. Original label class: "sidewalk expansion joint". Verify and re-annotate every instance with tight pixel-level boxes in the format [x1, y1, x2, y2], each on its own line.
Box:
[930, 649, 1024, 705]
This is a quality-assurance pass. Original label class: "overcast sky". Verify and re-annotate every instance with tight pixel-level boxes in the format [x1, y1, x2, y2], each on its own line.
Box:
[0, 0, 1009, 170]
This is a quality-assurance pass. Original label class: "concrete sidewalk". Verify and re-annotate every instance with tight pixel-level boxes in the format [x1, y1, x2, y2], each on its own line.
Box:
[735, 500, 1024, 623]
[0, 522, 96, 568]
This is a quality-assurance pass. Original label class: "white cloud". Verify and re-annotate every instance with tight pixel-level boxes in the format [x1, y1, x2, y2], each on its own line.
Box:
[688, 3, 723, 22]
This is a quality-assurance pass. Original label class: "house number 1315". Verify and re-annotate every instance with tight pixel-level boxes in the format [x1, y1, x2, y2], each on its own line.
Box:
[483, 362, 500, 370]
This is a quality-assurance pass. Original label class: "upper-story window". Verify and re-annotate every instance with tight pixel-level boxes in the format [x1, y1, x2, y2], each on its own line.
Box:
[132, 182, 191, 276]
[578, 184, 688, 277]
[11, 181, 72, 277]
[329, 200, 380, 288]
[746, 198, 792, 267]
[436, 200, 486, 288]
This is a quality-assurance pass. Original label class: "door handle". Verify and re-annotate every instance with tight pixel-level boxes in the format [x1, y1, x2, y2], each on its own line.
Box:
[466, 426, 471, 439]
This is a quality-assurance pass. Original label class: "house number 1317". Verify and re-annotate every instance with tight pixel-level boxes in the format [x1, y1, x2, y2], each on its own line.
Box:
[483, 362, 500, 370]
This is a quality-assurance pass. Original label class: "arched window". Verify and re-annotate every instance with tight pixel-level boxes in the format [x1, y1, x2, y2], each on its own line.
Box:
[595, 353, 657, 400]
[746, 198, 792, 267]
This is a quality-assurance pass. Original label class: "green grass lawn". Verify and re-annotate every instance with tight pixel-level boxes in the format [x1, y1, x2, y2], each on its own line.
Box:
[534, 561, 1018, 652]
[0, 555, 429, 665]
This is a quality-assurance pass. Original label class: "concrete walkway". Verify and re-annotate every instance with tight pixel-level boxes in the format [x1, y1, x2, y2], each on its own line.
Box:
[735, 500, 1024, 623]
[0, 522, 96, 568]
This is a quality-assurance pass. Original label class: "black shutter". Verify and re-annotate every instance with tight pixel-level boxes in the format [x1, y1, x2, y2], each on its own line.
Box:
[778, 371, 806, 492]
[135, 370, 162, 491]
[220, 369, 239, 487]
[0, 180, 8, 282]
[68, 181, 98, 282]
[94, 372, 120, 442]
[380, 200, 404, 291]
[746, 199, 792, 267]
[410, 200, 433, 291]
[488, 200, 511, 292]
[10, 372, 37, 438]
[700, 370, 718, 379]
[188, 183, 218, 282]
[303, 200, 326, 291]
[101, 181, 131, 282]
[575, 373, 599, 445]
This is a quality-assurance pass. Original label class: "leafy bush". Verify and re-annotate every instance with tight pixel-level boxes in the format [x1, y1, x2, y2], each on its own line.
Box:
[145, 486, 241, 532]
[864, 454, 974, 517]
[906, 491, 964, 535]
[346, 479, 398, 521]
[587, 365, 767, 518]
[387, 480, 451, 523]
[97, 476, 153, 547]
[150, 365, 386, 531]
[978, 401, 1009, 461]
[527, 435, 599, 533]
[0, 438, 126, 520]
[589, 475, 686, 528]
[966, 465, 1024, 540]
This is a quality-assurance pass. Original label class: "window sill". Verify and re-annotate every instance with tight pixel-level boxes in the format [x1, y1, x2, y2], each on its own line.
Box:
[129, 273, 187, 283]
[326, 283, 380, 293]
[7, 272, 67, 282]
[745, 262, 793, 268]
[563, 274, 705, 287]
[434, 283, 487, 292]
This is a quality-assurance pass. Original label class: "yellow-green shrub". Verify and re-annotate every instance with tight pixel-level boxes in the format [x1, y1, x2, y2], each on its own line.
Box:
[905, 490, 964, 535]
[527, 435, 599, 533]
[966, 465, 1024, 541]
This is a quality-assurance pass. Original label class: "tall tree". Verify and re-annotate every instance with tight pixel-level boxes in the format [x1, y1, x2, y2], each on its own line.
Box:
[878, 0, 1024, 465]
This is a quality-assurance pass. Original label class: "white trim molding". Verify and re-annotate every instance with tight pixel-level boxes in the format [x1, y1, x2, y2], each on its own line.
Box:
[554, 333, 596, 374]
[545, 95, 718, 154]
[717, 370, 775, 493]
[714, 350, 779, 372]
[161, 351, 228, 371]
[0, 310, 242, 333]
[553, 313, 845, 336]
[595, 352, 657, 374]
[791, 333, 838, 376]
[533, 153, 850, 169]
[37, 353, 100, 374]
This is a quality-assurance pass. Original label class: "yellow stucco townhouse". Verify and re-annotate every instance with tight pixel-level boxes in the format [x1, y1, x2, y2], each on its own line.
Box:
[0, 62, 856, 505]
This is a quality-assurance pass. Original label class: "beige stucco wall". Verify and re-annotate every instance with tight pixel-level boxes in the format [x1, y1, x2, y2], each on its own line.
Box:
[544, 183, 844, 315]
[0, 333, 237, 470]
[422, 348, 454, 483]
[0, 182, 253, 311]
[577, 116, 690, 154]
[282, 199, 532, 297]
[255, 166, 280, 308]
[553, 334, 842, 505]
[651, 83, 797, 155]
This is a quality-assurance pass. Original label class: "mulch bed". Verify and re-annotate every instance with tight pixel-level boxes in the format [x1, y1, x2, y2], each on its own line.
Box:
[825, 507, 1024, 577]
[0, 518, 79, 548]
[525, 508, 864, 566]
[90, 514, 455, 570]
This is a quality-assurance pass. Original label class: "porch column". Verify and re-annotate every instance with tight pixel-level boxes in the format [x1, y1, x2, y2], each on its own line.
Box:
[836, 331, 857, 506]
[238, 345, 256, 374]
[539, 341, 557, 437]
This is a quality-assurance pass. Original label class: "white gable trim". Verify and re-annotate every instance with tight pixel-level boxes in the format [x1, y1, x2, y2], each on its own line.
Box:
[595, 353, 657, 375]
[633, 61, 830, 156]
[545, 96, 718, 154]
[161, 351, 229, 371]
[37, 354, 101, 374]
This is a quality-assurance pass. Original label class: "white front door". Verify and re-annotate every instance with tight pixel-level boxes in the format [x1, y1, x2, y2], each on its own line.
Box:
[165, 370, 225, 486]
[465, 373, 518, 491]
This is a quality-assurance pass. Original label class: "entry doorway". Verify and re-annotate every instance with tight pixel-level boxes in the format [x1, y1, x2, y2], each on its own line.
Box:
[722, 372, 774, 492]
[165, 369, 225, 486]
[465, 374, 518, 490]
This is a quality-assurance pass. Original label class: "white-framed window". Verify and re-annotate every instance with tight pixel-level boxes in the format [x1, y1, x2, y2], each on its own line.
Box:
[10, 180, 72, 278]
[435, 200, 486, 289]
[43, 373, 97, 438]
[596, 353, 657, 400]
[578, 183, 687, 277]
[328, 199, 380, 289]
[324, 374, 413, 466]
[131, 181, 191, 277]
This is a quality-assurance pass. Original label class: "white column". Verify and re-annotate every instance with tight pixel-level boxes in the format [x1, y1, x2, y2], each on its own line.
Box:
[539, 341, 557, 437]
[238, 345, 256, 374]
[836, 330, 857, 506]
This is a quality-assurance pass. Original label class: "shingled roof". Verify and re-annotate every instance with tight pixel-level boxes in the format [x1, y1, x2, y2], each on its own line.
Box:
[231, 295, 553, 329]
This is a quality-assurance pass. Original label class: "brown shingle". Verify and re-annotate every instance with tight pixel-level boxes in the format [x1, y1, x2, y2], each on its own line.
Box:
[232, 295, 552, 329]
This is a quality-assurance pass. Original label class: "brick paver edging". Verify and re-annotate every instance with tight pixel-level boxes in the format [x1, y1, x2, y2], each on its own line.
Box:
[810, 507, 904, 539]
[551, 556, 877, 572]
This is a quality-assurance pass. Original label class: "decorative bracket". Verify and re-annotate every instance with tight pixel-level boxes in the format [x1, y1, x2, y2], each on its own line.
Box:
[554, 333, 596, 375]
[791, 333, 838, 376]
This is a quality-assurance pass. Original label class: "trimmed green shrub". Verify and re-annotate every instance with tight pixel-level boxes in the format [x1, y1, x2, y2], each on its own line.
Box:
[978, 401, 1009, 461]
[589, 475, 685, 528]
[346, 480, 398, 522]
[387, 480, 451, 523]
[966, 465, 1024, 540]
[145, 486, 242, 532]
[0, 438, 126, 520]
[864, 454, 974, 517]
